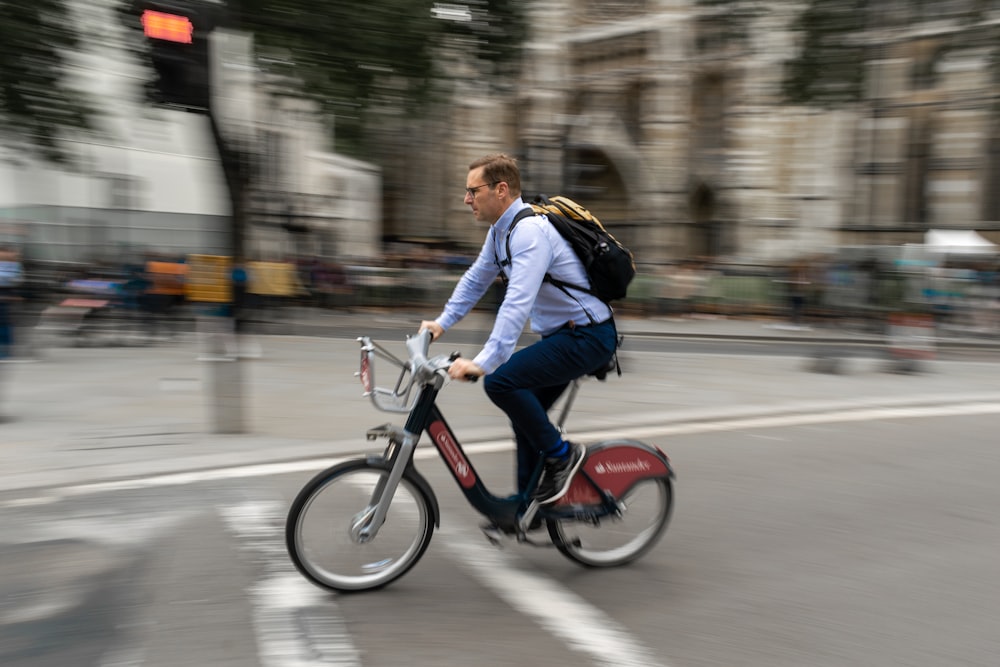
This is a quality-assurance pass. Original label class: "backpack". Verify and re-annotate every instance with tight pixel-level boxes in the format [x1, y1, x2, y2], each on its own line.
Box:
[504, 194, 636, 304]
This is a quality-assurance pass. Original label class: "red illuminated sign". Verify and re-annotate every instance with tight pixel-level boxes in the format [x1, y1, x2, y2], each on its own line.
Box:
[141, 9, 194, 44]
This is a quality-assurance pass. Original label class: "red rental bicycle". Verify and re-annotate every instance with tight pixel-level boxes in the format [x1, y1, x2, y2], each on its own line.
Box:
[286, 329, 674, 592]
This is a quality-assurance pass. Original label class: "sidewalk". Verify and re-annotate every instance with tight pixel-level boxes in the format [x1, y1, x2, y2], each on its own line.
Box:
[1, 312, 998, 497]
[246, 306, 999, 350]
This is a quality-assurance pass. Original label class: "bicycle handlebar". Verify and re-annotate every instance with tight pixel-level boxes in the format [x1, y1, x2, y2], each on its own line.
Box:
[358, 331, 454, 413]
[406, 328, 434, 381]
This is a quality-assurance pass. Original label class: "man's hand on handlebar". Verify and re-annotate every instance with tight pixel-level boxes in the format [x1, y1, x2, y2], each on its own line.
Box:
[419, 320, 444, 341]
[417, 321, 480, 381]
[448, 357, 484, 382]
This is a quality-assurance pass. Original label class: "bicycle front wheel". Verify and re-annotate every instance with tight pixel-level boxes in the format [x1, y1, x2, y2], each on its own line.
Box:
[549, 477, 672, 568]
[286, 459, 435, 592]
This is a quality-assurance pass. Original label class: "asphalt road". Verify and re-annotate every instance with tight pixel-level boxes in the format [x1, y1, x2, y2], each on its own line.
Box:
[3, 408, 999, 666]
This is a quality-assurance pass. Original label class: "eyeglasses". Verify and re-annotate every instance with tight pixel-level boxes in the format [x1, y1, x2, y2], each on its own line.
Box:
[465, 181, 498, 197]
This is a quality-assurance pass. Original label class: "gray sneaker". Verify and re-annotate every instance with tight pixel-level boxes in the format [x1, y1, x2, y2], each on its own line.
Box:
[532, 442, 585, 504]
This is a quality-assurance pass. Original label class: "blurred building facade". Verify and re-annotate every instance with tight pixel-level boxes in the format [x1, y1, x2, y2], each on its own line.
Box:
[427, 0, 1000, 265]
[2, 0, 998, 270]
[0, 0, 380, 266]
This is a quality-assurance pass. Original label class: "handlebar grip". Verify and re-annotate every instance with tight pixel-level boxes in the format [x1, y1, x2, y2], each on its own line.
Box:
[464, 374, 479, 383]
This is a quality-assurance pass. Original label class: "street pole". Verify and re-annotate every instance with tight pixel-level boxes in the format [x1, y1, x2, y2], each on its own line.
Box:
[137, 1, 249, 433]
[205, 20, 262, 432]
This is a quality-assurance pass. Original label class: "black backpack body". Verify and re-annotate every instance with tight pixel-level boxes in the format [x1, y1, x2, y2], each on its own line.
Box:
[503, 194, 635, 304]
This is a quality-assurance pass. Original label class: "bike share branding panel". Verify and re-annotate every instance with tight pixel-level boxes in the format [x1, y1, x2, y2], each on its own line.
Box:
[428, 421, 476, 488]
[557, 444, 671, 507]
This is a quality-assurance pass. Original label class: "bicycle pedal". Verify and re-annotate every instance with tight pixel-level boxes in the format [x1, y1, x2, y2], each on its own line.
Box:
[480, 524, 506, 548]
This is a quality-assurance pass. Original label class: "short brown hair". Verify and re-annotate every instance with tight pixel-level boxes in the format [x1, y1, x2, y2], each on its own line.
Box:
[469, 153, 521, 196]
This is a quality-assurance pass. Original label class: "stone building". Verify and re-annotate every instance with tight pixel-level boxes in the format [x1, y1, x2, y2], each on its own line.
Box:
[430, 0, 1000, 266]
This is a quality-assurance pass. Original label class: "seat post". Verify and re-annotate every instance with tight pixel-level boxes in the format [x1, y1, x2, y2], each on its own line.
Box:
[554, 378, 582, 432]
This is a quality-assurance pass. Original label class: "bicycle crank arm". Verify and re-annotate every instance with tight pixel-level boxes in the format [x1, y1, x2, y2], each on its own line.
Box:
[517, 500, 541, 534]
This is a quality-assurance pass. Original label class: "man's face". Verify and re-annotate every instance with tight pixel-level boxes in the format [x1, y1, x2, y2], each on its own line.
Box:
[465, 167, 502, 224]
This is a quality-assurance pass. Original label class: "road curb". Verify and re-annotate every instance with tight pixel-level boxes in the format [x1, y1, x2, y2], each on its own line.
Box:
[5, 390, 999, 503]
[243, 319, 1000, 351]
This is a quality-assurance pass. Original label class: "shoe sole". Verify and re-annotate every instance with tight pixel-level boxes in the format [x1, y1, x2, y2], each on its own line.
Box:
[537, 446, 586, 504]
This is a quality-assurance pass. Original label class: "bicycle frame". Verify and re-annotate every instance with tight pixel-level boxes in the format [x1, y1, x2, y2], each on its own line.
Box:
[355, 332, 673, 540]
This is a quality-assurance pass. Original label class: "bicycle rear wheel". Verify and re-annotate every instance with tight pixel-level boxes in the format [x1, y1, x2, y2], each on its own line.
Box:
[286, 459, 435, 592]
[549, 477, 672, 567]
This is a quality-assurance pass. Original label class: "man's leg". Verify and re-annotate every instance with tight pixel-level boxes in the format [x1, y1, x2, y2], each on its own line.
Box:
[511, 383, 568, 494]
[484, 320, 617, 501]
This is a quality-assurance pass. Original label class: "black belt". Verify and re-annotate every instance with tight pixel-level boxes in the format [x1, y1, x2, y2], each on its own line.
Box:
[563, 317, 613, 330]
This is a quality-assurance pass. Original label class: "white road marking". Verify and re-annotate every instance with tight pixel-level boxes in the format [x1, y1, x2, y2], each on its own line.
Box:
[97, 646, 146, 667]
[220, 502, 362, 667]
[604, 402, 1000, 441]
[30, 511, 192, 547]
[7, 401, 1000, 507]
[443, 529, 668, 667]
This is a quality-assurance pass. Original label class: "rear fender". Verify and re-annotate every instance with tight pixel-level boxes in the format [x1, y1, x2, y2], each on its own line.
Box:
[554, 439, 673, 507]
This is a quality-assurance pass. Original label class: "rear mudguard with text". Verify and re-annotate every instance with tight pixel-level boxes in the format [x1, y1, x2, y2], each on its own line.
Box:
[554, 440, 673, 508]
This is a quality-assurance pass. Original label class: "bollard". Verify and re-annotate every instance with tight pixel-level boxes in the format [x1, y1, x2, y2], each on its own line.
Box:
[203, 353, 245, 433]
[198, 313, 246, 433]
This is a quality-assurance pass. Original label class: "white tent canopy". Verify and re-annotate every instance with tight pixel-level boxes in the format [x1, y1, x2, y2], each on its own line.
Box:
[923, 229, 999, 254]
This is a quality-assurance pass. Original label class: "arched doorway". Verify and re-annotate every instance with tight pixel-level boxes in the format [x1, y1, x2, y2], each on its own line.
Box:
[689, 179, 721, 257]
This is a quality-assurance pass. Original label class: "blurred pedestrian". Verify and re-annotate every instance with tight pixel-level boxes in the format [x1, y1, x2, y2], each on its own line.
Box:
[656, 261, 699, 319]
[773, 259, 811, 330]
[0, 247, 24, 359]
[143, 257, 187, 340]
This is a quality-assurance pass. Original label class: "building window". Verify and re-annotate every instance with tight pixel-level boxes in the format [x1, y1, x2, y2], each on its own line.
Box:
[106, 175, 136, 209]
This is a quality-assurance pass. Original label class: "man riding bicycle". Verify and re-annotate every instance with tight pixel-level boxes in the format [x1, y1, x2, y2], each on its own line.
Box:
[420, 153, 617, 506]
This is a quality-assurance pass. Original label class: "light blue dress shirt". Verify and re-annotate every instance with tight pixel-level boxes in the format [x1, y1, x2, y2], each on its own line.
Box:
[435, 198, 612, 374]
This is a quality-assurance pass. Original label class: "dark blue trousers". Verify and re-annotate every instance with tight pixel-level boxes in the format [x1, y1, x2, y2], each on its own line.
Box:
[483, 318, 617, 493]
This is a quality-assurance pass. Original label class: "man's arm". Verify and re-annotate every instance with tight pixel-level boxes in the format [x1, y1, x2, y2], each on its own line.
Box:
[471, 218, 552, 374]
[431, 230, 501, 333]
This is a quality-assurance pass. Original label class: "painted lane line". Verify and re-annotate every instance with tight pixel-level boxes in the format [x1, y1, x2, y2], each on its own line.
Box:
[9, 402, 1000, 506]
[597, 402, 1000, 442]
[221, 502, 362, 667]
[442, 529, 668, 667]
[335, 477, 661, 666]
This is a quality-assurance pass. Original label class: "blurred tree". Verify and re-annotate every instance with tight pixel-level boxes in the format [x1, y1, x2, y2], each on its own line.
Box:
[0, 0, 97, 164]
[115, 0, 527, 253]
[206, 0, 528, 157]
[117, 0, 528, 277]
[781, 0, 868, 106]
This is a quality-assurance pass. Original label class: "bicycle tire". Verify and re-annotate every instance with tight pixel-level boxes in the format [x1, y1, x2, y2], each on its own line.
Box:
[548, 477, 672, 568]
[286, 458, 435, 592]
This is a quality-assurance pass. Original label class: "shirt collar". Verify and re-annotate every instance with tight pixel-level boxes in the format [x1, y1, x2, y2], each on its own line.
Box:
[493, 197, 528, 240]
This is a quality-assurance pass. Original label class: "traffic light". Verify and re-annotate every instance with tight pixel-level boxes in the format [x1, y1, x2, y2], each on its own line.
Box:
[139, 2, 211, 109]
